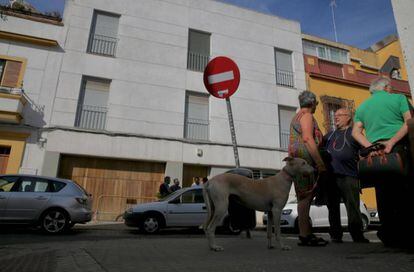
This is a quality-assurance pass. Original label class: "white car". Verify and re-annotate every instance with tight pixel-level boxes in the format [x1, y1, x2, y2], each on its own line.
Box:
[123, 187, 234, 233]
[263, 198, 370, 231]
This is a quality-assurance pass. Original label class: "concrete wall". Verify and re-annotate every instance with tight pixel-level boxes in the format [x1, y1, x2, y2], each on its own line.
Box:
[392, 0, 414, 97]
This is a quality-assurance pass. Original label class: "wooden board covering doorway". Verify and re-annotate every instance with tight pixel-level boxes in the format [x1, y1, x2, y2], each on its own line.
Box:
[58, 155, 165, 221]
[182, 164, 209, 187]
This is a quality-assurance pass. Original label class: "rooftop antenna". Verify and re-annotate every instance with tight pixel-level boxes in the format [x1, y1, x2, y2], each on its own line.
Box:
[330, 0, 338, 42]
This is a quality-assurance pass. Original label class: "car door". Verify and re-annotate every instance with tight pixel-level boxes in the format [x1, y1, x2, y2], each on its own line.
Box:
[4, 177, 52, 222]
[166, 189, 207, 227]
[0, 176, 19, 220]
[309, 200, 330, 227]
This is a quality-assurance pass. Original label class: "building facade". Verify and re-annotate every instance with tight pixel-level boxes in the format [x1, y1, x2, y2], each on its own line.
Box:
[302, 34, 411, 209]
[0, 0, 306, 220]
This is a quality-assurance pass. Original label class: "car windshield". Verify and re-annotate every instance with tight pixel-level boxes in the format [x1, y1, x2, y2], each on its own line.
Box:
[158, 189, 184, 202]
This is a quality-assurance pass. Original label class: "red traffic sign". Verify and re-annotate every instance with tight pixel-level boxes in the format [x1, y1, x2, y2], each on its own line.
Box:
[203, 56, 240, 99]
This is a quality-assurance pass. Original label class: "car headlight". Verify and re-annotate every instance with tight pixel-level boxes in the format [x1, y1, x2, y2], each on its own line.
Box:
[126, 208, 133, 214]
[282, 209, 292, 215]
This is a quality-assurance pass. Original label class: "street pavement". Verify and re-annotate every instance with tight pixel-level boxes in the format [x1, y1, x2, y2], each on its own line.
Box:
[0, 223, 413, 272]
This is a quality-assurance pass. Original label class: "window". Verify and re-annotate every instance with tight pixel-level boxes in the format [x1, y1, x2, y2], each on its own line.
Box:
[252, 169, 278, 180]
[87, 10, 120, 56]
[320, 96, 354, 132]
[51, 181, 66, 192]
[180, 189, 204, 204]
[0, 58, 24, 88]
[0, 176, 18, 192]
[184, 92, 209, 141]
[303, 40, 349, 64]
[75, 77, 110, 130]
[17, 178, 50, 193]
[275, 49, 294, 88]
[187, 29, 210, 72]
[0, 146, 11, 175]
[278, 106, 296, 150]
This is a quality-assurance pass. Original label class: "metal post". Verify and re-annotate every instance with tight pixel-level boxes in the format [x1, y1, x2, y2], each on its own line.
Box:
[226, 97, 240, 168]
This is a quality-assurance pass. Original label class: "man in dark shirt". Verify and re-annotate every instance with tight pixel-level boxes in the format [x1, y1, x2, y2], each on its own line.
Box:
[323, 108, 369, 243]
[159, 176, 171, 197]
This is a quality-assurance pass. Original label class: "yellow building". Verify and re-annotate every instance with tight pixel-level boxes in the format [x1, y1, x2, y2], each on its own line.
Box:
[302, 34, 411, 209]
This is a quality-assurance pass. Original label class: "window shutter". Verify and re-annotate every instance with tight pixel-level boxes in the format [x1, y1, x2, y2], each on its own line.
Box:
[1, 61, 22, 88]
[94, 12, 119, 38]
[275, 50, 293, 72]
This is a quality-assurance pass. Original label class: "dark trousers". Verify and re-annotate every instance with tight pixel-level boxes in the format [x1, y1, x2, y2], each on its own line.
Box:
[375, 141, 413, 247]
[327, 175, 364, 240]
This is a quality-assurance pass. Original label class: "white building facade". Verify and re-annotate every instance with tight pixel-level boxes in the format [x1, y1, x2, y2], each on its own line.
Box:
[0, 0, 305, 220]
[392, 0, 414, 97]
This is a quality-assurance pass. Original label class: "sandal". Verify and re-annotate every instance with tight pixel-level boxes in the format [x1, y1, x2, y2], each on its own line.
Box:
[298, 234, 328, 247]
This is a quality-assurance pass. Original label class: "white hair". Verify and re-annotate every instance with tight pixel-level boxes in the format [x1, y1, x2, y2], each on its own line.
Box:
[369, 77, 391, 94]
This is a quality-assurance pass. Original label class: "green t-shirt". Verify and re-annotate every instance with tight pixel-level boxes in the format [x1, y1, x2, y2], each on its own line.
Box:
[354, 91, 410, 143]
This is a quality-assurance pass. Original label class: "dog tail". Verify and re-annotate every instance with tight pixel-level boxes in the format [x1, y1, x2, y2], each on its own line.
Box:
[202, 180, 214, 230]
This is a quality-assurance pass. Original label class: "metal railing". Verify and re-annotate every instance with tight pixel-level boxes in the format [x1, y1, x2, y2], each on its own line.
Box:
[88, 34, 118, 56]
[187, 51, 210, 72]
[94, 195, 158, 221]
[76, 104, 108, 130]
[276, 69, 295, 88]
[280, 130, 290, 150]
[185, 118, 209, 141]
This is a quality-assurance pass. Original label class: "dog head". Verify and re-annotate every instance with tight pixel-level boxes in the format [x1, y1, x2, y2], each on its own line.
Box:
[282, 157, 314, 177]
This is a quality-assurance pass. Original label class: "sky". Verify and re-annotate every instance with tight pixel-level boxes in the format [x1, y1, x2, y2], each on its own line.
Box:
[1, 0, 397, 50]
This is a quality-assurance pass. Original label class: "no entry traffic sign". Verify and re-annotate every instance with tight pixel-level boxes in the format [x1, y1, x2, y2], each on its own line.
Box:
[203, 56, 240, 99]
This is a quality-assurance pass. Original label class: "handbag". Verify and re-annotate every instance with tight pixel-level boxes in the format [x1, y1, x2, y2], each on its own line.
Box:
[358, 143, 407, 188]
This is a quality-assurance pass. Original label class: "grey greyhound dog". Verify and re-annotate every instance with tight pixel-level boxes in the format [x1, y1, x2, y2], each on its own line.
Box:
[203, 157, 314, 251]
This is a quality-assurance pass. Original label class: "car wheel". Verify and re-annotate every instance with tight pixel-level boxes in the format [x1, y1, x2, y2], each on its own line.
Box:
[140, 215, 161, 234]
[361, 215, 369, 231]
[41, 209, 69, 234]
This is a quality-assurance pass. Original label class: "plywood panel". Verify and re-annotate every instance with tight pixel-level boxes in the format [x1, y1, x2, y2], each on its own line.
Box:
[58, 155, 165, 221]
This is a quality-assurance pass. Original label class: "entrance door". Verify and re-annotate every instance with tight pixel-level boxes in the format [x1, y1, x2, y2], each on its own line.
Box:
[183, 164, 209, 187]
[0, 146, 11, 174]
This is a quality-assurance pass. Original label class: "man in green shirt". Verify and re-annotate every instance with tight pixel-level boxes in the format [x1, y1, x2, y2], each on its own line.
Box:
[352, 77, 412, 248]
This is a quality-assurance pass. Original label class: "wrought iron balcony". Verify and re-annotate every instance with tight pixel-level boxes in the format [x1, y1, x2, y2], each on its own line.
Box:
[276, 69, 295, 88]
[76, 104, 108, 130]
[185, 118, 209, 141]
[88, 34, 118, 56]
[187, 51, 210, 72]
[280, 130, 290, 150]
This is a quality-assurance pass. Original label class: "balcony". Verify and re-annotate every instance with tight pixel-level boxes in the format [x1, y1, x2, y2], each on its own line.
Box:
[276, 69, 295, 88]
[87, 34, 117, 57]
[304, 54, 411, 96]
[76, 104, 107, 130]
[0, 87, 27, 124]
[187, 51, 209, 72]
[185, 118, 209, 141]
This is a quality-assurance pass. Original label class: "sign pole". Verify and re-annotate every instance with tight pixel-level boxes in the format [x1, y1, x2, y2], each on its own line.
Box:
[225, 97, 240, 168]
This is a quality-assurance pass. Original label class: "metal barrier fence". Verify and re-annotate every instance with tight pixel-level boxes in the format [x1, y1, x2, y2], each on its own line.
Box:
[76, 104, 107, 130]
[94, 195, 158, 221]
[185, 118, 209, 140]
[187, 51, 210, 72]
[88, 34, 118, 56]
[276, 69, 295, 88]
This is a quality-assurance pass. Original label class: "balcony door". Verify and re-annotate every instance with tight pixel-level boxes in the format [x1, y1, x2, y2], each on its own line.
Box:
[75, 77, 110, 130]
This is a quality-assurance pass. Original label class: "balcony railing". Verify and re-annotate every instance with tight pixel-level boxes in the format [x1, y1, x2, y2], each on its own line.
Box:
[88, 34, 118, 56]
[276, 69, 295, 88]
[76, 104, 107, 130]
[280, 130, 290, 150]
[187, 51, 210, 72]
[185, 118, 209, 141]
